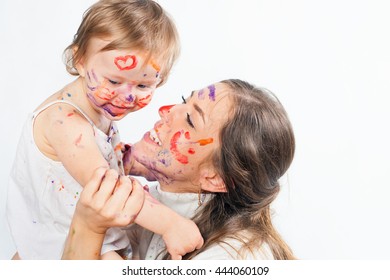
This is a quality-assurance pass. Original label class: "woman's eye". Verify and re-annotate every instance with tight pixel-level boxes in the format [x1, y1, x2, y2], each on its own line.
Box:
[108, 79, 119, 85]
[138, 84, 147, 89]
[181, 95, 187, 104]
[186, 113, 195, 128]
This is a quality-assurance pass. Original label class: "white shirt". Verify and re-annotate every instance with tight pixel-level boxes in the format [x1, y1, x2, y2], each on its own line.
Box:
[6, 100, 129, 259]
[128, 184, 274, 260]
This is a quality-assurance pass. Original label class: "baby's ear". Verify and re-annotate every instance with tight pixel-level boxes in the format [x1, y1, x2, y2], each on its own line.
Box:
[199, 167, 227, 193]
[73, 46, 86, 77]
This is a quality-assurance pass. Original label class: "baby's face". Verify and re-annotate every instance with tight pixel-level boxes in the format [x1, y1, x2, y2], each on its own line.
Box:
[79, 38, 162, 120]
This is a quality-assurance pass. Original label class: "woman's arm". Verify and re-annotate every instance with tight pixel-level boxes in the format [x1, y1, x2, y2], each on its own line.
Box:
[62, 168, 144, 259]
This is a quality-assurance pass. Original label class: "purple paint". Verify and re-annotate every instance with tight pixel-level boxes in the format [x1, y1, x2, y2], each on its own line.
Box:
[208, 84, 216, 101]
[198, 89, 205, 100]
[91, 69, 99, 82]
[126, 94, 135, 102]
[87, 84, 97, 91]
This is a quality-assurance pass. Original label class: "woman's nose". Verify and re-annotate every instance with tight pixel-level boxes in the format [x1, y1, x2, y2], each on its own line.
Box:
[158, 105, 174, 116]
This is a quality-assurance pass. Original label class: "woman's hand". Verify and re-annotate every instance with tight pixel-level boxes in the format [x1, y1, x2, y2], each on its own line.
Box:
[76, 167, 145, 233]
[62, 167, 144, 259]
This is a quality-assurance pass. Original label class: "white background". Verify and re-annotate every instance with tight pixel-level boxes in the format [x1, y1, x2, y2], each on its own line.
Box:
[1, 0, 390, 260]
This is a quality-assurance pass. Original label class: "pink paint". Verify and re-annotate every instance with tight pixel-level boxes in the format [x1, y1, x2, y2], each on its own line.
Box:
[114, 55, 137, 71]
[67, 113, 74, 117]
[170, 131, 188, 164]
[75, 134, 83, 146]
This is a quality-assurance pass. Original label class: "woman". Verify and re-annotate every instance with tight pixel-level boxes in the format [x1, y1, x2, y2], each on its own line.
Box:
[63, 79, 296, 260]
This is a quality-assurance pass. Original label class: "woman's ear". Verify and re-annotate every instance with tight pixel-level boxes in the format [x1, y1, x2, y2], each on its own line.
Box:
[199, 168, 227, 193]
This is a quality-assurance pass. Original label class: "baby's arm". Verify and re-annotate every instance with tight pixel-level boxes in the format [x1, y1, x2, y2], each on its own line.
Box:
[134, 189, 204, 260]
[122, 143, 204, 259]
[35, 103, 110, 186]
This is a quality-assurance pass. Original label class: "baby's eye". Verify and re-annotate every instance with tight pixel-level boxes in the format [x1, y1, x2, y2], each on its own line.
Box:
[108, 79, 119, 85]
[138, 84, 147, 89]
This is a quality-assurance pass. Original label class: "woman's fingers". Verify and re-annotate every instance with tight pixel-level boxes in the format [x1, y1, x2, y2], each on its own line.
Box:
[92, 169, 120, 209]
[105, 176, 133, 213]
[122, 178, 144, 223]
[81, 167, 107, 199]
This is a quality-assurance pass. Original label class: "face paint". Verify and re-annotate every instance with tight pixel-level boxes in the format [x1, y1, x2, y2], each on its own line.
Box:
[114, 55, 138, 71]
[208, 84, 216, 101]
[149, 60, 161, 72]
[198, 89, 205, 100]
[159, 105, 174, 115]
[158, 149, 172, 167]
[170, 131, 189, 164]
[137, 94, 152, 108]
[197, 138, 214, 146]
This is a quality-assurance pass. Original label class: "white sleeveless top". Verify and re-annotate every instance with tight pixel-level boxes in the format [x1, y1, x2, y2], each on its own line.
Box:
[6, 100, 130, 259]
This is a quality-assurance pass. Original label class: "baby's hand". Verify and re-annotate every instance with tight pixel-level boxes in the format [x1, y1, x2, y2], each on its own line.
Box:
[162, 216, 204, 260]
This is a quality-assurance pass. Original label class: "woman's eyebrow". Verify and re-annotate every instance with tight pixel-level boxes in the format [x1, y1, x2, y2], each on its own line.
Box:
[193, 103, 205, 124]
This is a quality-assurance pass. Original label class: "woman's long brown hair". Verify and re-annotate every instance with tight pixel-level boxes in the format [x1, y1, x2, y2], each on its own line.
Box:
[183, 79, 296, 259]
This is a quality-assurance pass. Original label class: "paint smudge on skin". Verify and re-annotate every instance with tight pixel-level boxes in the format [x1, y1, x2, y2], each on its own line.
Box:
[137, 94, 152, 108]
[149, 60, 161, 72]
[114, 55, 138, 71]
[198, 89, 205, 100]
[87, 71, 92, 81]
[67, 93, 72, 97]
[197, 138, 214, 146]
[87, 84, 97, 91]
[184, 131, 191, 139]
[208, 84, 216, 101]
[91, 69, 99, 82]
[159, 105, 174, 115]
[188, 148, 195, 154]
[75, 134, 83, 146]
[170, 131, 189, 164]
[67, 113, 74, 117]
[126, 94, 135, 102]
[56, 120, 64, 125]
[157, 149, 172, 167]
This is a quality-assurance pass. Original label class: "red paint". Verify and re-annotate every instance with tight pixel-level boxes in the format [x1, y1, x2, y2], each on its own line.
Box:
[67, 113, 74, 117]
[158, 105, 174, 115]
[139, 95, 151, 102]
[188, 148, 195, 154]
[114, 55, 138, 71]
[197, 138, 214, 146]
[184, 131, 191, 139]
[170, 131, 188, 164]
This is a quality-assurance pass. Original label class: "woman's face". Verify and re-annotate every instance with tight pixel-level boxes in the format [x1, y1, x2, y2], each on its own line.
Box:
[132, 82, 232, 191]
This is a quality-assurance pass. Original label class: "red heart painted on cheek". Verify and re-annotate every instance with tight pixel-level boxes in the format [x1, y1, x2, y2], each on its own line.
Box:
[114, 55, 138, 71]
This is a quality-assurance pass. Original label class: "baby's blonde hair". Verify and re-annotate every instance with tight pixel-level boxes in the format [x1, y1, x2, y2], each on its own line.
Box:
[64, 0, 180, 86]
